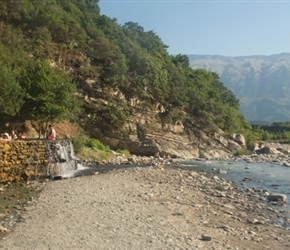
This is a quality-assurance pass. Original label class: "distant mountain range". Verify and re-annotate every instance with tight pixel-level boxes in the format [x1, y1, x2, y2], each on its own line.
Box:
[188, 53, 290, 124]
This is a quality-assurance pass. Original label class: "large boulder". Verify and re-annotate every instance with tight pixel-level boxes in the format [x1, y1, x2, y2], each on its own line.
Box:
[256, 146, 271, 154]
[230, 133, 246, 146]
[227, 140, 242, 151]
[256, 146, 282, 155]
[267, 193, 287, 203]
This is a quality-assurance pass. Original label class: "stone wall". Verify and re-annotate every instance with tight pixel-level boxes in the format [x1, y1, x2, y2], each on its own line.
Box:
[0, 140, 48, 184]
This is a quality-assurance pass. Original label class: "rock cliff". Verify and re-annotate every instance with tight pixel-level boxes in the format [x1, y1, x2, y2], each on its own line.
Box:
[79, 94, 245, 159]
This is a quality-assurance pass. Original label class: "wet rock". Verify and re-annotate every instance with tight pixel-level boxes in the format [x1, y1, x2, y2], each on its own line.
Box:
[216, 169, 227, 174]
[267, 193, 287, 203]
[52, 176, 63, 181]
[243, 177, 252, 182]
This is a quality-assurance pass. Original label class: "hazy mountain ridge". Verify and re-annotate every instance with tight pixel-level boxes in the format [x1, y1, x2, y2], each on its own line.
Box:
[188, 53, 290, 123]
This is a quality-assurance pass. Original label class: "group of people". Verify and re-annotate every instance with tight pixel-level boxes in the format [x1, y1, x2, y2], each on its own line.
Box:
[0, 130, 26, 141]
[0, 125, 56, 141]
[155, 151, 171, 160]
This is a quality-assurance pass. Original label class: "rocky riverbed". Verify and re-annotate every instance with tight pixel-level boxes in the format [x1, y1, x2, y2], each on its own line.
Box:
[0, 161, 289, 250]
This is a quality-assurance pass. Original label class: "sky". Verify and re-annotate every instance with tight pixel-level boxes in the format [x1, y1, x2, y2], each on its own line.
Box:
[99, 0, 290, 57]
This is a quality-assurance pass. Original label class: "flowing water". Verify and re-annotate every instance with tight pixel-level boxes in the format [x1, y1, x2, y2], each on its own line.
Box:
[178, 159, 290, 212]
[44, 140, 91, 178]
[44, 140, 117, 178]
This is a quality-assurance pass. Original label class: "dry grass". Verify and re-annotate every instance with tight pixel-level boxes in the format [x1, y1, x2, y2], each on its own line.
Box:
[53, 121, 82, 139]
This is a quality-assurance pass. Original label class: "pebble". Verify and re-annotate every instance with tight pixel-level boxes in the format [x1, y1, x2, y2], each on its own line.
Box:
[0, 163, 289, 249]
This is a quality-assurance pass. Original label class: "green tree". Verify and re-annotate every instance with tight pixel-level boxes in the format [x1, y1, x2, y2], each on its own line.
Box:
[0, 60, 24, 116]
[20, 60, 82, 138]
[0, 25, 29, 68]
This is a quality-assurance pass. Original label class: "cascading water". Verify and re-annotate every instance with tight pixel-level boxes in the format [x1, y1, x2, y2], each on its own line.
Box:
[44, 140, 86, 178]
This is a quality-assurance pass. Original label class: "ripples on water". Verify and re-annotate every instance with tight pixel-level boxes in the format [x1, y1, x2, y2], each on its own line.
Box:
[179, 159, 290, 212]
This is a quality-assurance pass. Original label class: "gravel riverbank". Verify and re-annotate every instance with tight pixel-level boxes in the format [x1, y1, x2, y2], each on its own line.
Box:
[0, 163, 289, 250]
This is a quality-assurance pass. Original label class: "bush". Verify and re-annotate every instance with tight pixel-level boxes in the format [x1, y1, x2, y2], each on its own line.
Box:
[116, 149, 130, 157]
[72, 135, 89, 153]
[72, 136, 113, 161]
[86, 138, 110, 151]
[159, 108, 186, 124]
[77, 147, 114, 162]
[233, 149, 253, 156]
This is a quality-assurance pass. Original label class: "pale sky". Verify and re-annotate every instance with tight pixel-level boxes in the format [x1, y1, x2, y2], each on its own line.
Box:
[99, 0, 290, 57]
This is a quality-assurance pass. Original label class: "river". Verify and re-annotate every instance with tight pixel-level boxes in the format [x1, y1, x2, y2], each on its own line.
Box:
[178, 159, 290, 212]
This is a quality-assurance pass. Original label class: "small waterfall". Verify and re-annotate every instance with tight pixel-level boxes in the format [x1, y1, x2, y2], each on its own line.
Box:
[44, 140, 84, 178]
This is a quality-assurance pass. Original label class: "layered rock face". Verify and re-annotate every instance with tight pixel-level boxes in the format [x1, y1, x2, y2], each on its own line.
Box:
[83, 98, 246, 159]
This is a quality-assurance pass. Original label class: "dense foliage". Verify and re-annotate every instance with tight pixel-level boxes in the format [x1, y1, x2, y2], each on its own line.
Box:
[0, 0, 250, 137]
[250, 122, 290, 142]
[20, 60, 82, 137]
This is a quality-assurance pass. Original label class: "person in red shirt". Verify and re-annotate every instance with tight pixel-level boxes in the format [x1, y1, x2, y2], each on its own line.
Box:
[47, 125, 56, 140]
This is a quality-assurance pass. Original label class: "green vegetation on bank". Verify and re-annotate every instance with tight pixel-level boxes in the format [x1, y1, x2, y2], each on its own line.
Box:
[72, 135, 129, 162]
[250, 122, 290, 142]
[233, 149, 253, 156]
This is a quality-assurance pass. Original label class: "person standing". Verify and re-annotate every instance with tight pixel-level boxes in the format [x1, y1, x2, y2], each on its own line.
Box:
[47, 125, 56, 140]
[11, 130, 17, 139]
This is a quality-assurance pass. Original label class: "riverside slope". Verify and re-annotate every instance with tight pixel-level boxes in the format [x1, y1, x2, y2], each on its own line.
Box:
[0, 165, 289, 250]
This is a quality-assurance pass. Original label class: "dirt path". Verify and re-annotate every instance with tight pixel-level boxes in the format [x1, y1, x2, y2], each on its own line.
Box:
[0, 166, 289, 250]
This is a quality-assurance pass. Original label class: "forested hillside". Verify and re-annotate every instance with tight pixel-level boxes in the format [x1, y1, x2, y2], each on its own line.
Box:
[0, 0, 250, 152]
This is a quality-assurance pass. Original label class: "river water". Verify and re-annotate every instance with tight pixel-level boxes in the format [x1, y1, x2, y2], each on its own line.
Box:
[178, 159, 290, 212]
